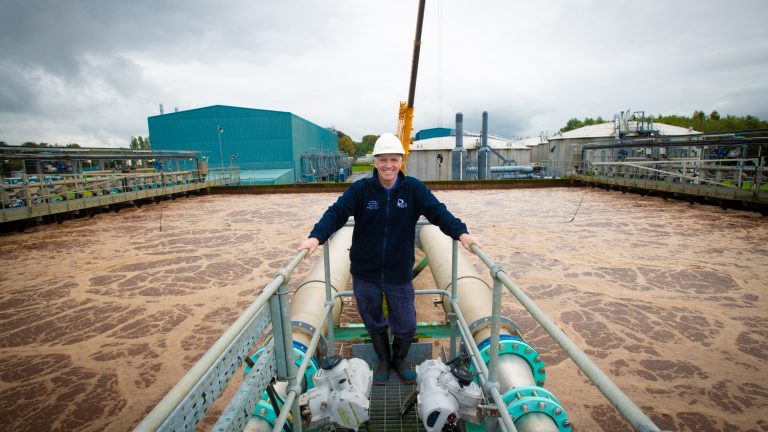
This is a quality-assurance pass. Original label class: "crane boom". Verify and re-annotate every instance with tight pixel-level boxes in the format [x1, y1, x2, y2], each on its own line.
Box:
[397, 0, 426, 167]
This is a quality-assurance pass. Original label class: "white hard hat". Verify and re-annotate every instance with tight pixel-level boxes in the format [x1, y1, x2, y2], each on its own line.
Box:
[372, 133, 405, 156]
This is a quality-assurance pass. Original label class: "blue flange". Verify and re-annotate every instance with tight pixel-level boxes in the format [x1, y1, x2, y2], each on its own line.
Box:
[469, 334, 547, 387]
[254, 398, 278, 427]
[248, 341, 319, 422]
[247, 340, 319, 390]
[502, 386, 571, 431]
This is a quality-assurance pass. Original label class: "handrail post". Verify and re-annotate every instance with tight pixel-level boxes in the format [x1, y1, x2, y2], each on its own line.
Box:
[323, 243, 335, 356]
[276, 267, 302, 432]
[484, 265, 503, 432]
[488, 265, 503, 386]
[269, 292, 288, 380]
[450, 239, 459, 359]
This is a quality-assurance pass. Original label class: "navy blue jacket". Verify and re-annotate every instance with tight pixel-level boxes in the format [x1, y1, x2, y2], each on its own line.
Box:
[309, 169, 469, 284]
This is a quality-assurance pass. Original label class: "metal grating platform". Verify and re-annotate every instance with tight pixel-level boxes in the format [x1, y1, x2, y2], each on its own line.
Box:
[352, 342, 433, 432]
[368, 368, 423, 432]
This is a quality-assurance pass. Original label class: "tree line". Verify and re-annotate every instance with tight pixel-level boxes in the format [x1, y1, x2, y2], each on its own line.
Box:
[0, 141, 82, 148]
[335, 131, 380, 157]
[0, 136, 151, 149]
[559, 111, 768, 134]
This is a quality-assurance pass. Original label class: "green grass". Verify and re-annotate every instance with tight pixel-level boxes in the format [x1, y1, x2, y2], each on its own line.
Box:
[351, 165, 372, 173]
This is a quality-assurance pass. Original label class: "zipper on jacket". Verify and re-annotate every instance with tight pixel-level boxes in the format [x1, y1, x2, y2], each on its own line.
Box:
[380, 194, 390, 281]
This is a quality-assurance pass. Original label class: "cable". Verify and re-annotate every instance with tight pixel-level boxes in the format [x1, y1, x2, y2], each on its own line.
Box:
[566, 188, 587, 223]
[266, 380, 293, 432]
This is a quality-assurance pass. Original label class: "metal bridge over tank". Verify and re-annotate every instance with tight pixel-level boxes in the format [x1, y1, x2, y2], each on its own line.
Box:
[134, 221, 666, 432]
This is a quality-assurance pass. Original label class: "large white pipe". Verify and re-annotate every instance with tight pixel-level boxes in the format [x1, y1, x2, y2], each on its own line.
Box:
[497, 355, 536, 390]
[418, 225, 502, 342]
[291, 226, 352, 347]
[515, 413, 562, 432]
[419, 225, 559, 432]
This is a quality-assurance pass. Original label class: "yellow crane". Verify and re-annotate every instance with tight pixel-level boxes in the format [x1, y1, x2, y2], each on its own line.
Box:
[397, 0, 427, 168]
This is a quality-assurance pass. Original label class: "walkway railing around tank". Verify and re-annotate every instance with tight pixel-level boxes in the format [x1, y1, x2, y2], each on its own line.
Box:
[134, 223, 666, 432]
[0, 167, 239, 223]
[571, 159, 768, 204]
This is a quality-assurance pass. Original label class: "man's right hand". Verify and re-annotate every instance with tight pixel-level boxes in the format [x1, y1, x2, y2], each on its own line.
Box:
[297, 237, 320, 257]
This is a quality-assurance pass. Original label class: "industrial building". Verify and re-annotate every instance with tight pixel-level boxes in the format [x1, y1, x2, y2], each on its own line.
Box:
[536, 112, 700, 175]
[148, 105, 348, 184]
[408, 125, 538, 181]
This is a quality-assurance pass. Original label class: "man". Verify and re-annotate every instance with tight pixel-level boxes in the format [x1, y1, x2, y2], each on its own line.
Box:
[298, 133, 479, 385]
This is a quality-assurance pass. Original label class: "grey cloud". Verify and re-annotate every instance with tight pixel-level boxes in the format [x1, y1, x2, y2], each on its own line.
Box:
[1, 0, 767, 146]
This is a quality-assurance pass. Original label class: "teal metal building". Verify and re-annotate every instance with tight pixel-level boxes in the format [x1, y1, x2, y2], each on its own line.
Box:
[148, 105, 339, 184]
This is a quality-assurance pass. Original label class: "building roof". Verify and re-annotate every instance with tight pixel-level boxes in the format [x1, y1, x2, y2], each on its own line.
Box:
[518, 136, 549, 147]
[415, 127, 453, 141]
[550, 122, 700, 140]
[410, 134, 531, 151]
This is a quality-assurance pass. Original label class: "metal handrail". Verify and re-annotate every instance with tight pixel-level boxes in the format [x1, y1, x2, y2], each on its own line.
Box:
[133, 250, 307, 432]
[470, 244, 666, 432]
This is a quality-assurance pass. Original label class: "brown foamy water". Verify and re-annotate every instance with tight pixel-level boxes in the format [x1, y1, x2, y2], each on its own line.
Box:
[0, 188, 766, 431]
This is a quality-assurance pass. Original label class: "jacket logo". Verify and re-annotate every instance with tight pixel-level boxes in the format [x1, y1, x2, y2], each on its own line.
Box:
[397, 198, 407, 208]
[366, 200, 379, 210]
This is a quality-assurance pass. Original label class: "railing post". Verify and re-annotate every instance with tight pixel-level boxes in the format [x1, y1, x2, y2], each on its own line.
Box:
[324, 243, 335, 356]
[269, 293, 288, 380]
[450, 239, 459, 359]
[488, 266, 503, 386]
[484, 264, 504, 432]
[276, 266, 302, 432]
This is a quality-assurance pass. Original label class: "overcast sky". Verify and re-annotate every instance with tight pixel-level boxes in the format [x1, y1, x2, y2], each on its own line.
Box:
[1, 0, 767, 147]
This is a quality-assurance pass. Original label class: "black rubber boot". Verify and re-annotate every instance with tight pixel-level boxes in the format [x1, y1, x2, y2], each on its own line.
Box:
[370, 331, 391, 385]
[391, 335, 416, 384]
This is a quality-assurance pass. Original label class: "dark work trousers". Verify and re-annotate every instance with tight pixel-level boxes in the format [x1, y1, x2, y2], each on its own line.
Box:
[352, 277, 417, 338]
